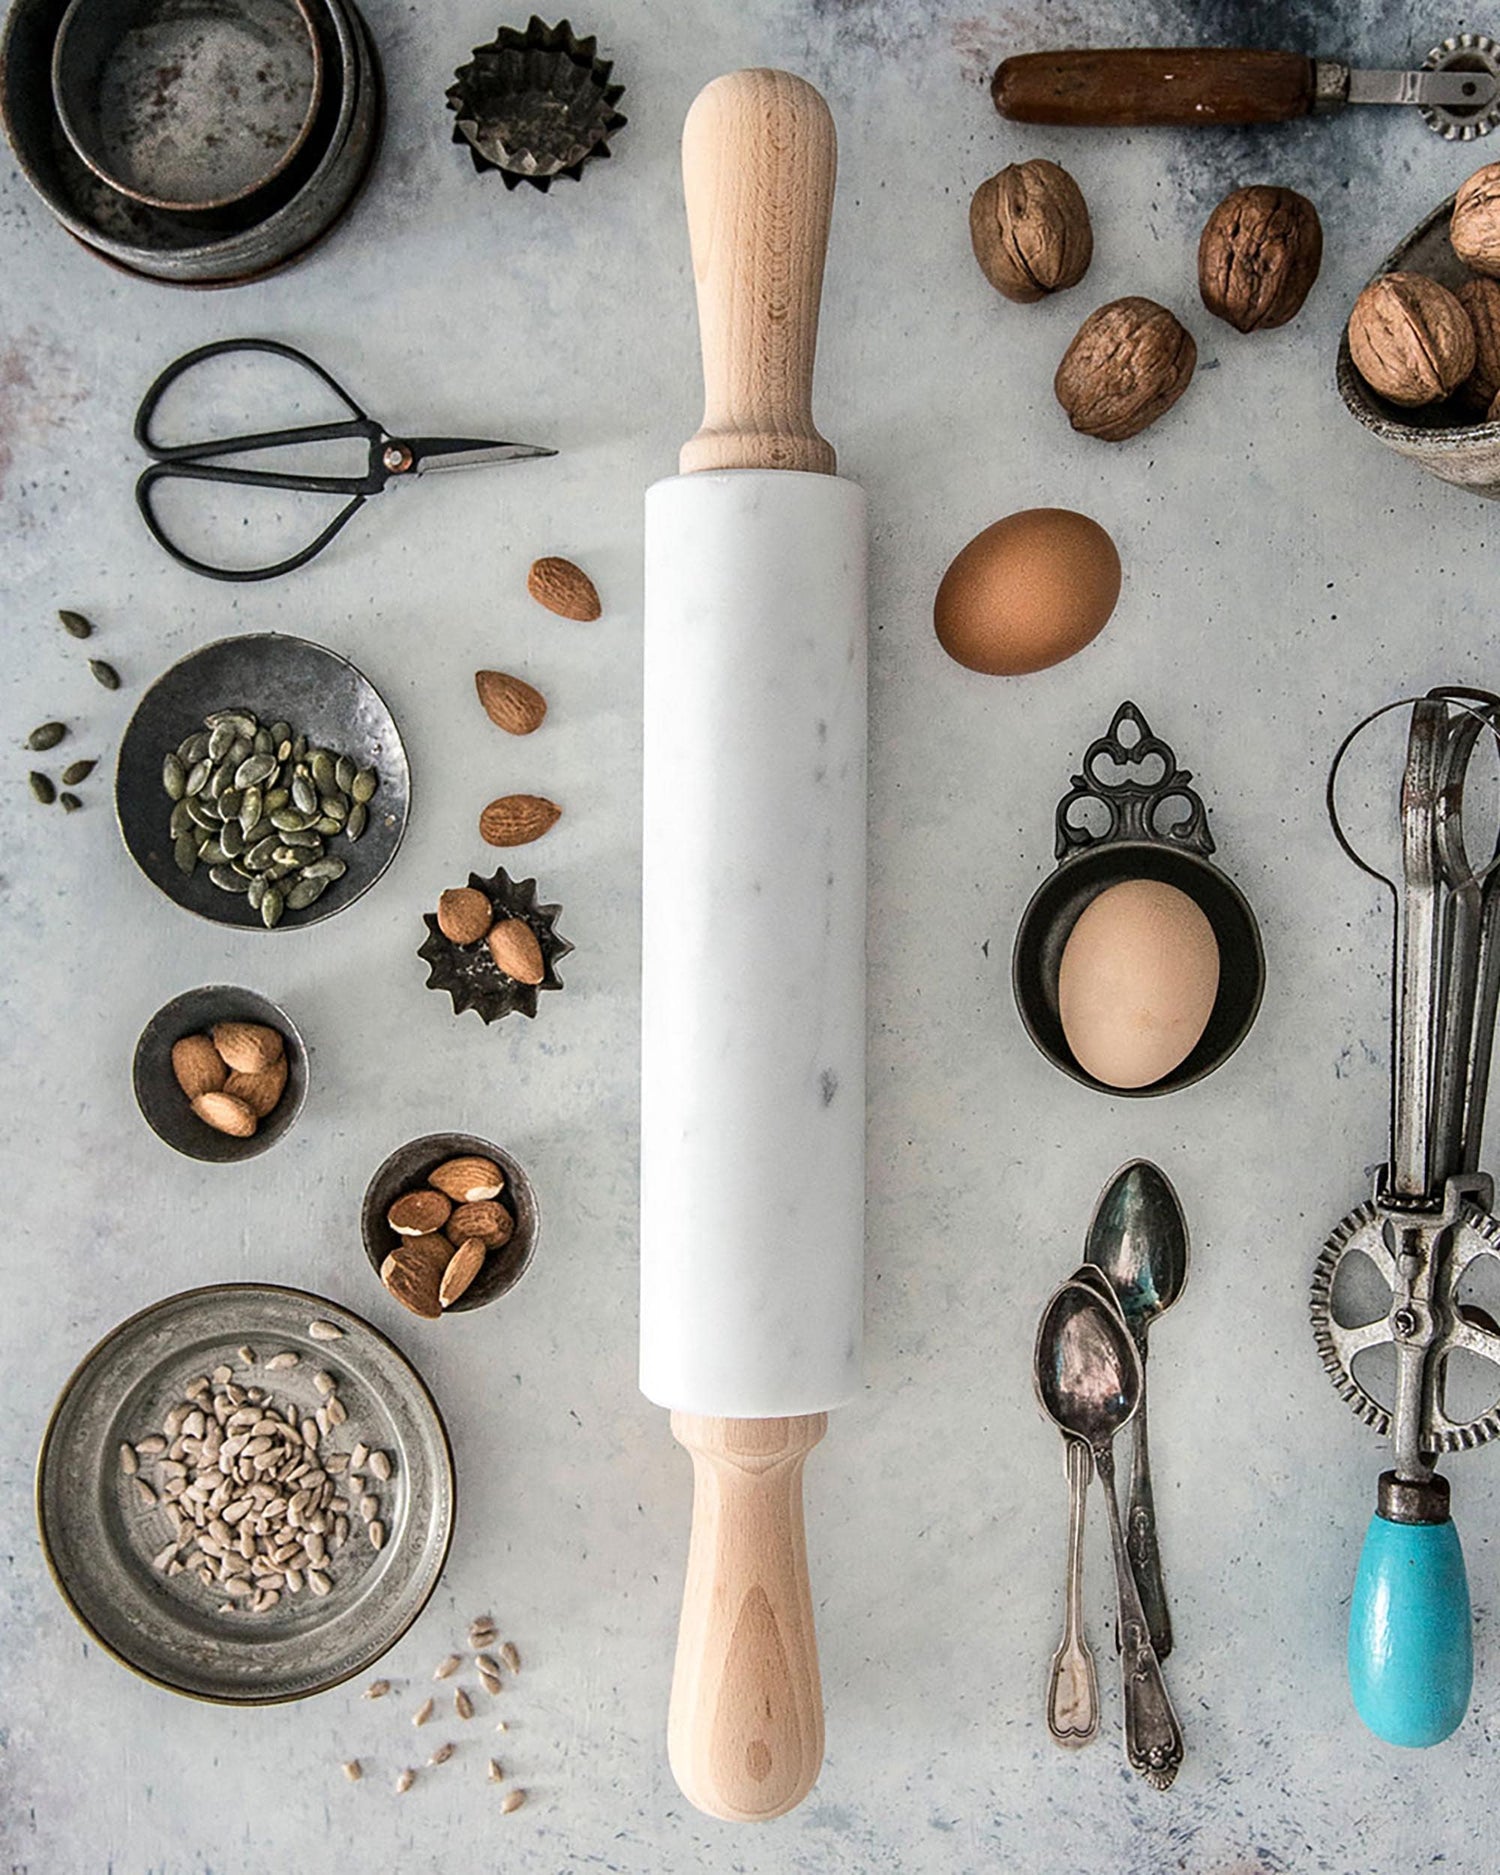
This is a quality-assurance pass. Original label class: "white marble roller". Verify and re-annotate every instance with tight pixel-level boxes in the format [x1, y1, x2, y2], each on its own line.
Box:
[640, 467, 867, 1417]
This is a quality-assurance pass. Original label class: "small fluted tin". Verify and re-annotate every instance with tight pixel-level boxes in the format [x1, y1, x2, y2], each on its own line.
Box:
[1012, 701, 1264, 1096]
[447, 15, 625, 191]
[418, 866, 571, 1022]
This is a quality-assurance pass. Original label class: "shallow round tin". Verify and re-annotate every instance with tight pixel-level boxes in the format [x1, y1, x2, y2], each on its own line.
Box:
[133, 984, 309, 1161]
[52, 0, 325, 214]
[115, 632, 409, 930]
[37, 1284, 455, 1703]
[1012, 701, 1265, 1096]
[1337, 194, 1500, 499]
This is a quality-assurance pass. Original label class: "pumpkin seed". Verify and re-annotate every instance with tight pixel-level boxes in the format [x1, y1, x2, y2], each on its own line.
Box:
[174, 832, 199, 874]
[207, 759, 234, 799]
[265, 786, 290, 814]
[237, 753, 276, 789]
[169, 800, 193, 838]
[239, 785, 263, 832]
[185, 758, 211, 796]
[198, 841, 228, 867]
[61, 759, 95, 787]
[205, 710, 257, 737]
[209, 865, 250, 894]
[247, 876, 267, 913]
[218, 786, 242, 820]
[59, 792, 82, 813]
[271, 809, 309, 833]
[208, 722, 235, 763]
[269, 722, 291, 750]
[286, 876, 329, 911]
[261, 887, 284, 929]
[311, 751, 337, 791]
[300, 857, 347, 882]
[88, 659, 120, 690]
[187, 798, 219, 831]
[248, 835, 280, 868]
[58, 608, 92, 638]
[346, 803, 368, 840]
[312, 815, 340, 835]
[320, 793, 348, 824]
[253, 727, 273, 756]
[352, 767, 378, 804]
[335, 754, 355, 794]
[28, 721, 66, 751]
[293, 734, 308, 761]
[29, 772, 55, 804]
[291, 773, 318, 815]
[218, 822, 243, 859]
[265, 859, 300, 883]
[180, 731, 211, 764]
[227, 735, 253, 767]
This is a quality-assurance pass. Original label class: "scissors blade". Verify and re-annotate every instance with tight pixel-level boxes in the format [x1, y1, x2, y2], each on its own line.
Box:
[404, 437, 556, 474]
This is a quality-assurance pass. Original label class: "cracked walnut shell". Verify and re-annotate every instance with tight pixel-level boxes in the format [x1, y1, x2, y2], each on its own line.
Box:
[1198, 185, 1322, 333]
[1347, 273, 1476, 408]
[1054, 298, 1197, 441]
[969, 158, 1092, 304]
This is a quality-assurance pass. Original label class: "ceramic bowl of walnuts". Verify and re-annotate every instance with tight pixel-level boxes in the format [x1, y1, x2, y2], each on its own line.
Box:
[1339, 164, 1500, 497]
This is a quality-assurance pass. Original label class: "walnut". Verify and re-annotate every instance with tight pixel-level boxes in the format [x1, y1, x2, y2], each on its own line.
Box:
[1347, 272, 1476, 407]
[969, 158, 1092, 304]
[1451, 163, 1500, 277]
[1456, 278, 1500, 412]
[1053, 297, 1197, 441]
[1197, 185, 1322, 332]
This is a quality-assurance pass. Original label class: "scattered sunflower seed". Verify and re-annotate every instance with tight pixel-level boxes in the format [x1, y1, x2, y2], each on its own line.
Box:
[395, 1768, 415, 1794]
[266, 1351, 299, 1369]
[29, 772, 55, 805]
[475, 1653, 500, 1678]
[428, 1741, 455, 1766]
[308, 1320, 344, 1341]
[469, 1617, 497, 1647]
[369, 1450, 392, 1482]
[369, 1520, 386, 1551]
[434, 1654, 462, 1680]
[313, 1371, 337, 1396]
[58, 609, 92, 638]
[487, 1758, 504, 1782]
[27, 722, 65, 751]
[364, 1679, 391, 1700]
[413, 1697, 434, 1727]
[88, 659, 121, 690]
[479, 1668, 502, 1697]
[61, 760, 95, 786]
[494, 1719, 508, 1733]
[342, 1760, 362, 1782]
[454, 1687, 474, 1720]
[500, 1642, 521, 1674]
[118, 1442, 138, 1476]
[501, 1788, 526, 1813]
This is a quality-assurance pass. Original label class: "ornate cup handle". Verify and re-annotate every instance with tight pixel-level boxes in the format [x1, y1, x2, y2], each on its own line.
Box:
[1054, 701, 1214, 862]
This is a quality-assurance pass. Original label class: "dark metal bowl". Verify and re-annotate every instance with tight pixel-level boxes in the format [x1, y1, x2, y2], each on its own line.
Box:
[361, 1133, 540, 1315]
[115, 632, 409, 930]
[134, 984, 309, 1162]
[1, 0, 380, 285]
[52, 0, 325, 214]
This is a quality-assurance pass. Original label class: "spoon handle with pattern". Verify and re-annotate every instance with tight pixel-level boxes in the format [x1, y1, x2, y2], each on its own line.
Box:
[1094, 1440, 1183, 1790]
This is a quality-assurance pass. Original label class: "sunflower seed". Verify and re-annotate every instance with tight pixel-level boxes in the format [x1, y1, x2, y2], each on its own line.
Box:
[493, 1719, 508, 1733]
[501, 1788, 526, 1812]
[369, 1520, 386, 1550]
[474, 1653, 500, 1678]
[479, 1668, 502, 1697]
[469, 1617, 497, 1648]
[454, 1687, 473, 1720]
[359, 1493, 379, 1523]
[487, 1758, 504, 1781]
[428, 1741, 455, 1766]
[500, 1642, 520, 1674]
[29, 772, 55, 804]
[434, 1654, 462, 1681]
[307, 1568, 331, 1596]
[351, 1442, 369, 1471]
[266, 1352, 299, 1370]
[59, 608, 92, 638]
[28, 722, 66, 750]
[119, 1442, 138, 1476]
[61, 759, 95, 786]
[342, 1760, 362, 1782]
[325, 1396, 347, 1427]
[413, 1698, 434, 1727]
[395, 1768, 415, 1794]
[136, 1435, 166, 1456]
[369, 1450, 392, 1482]
[364, 1679, 391, 1699]
[311, 1370, 336, 1396]
[88, 659, 120, 690]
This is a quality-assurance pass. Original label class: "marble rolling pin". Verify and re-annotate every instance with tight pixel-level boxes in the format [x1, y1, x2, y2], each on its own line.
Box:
[640, 69, 867, 1823]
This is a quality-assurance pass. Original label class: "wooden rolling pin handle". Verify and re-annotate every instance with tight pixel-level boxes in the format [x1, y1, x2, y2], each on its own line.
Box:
[668, 1412, 828, 1821]
[679, 68, 837, 477]
[992, 48, 1317, 127]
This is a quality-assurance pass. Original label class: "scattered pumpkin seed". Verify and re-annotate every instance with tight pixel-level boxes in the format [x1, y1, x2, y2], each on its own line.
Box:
[27, 722, 66, 751]
[61, 759, 95, 787]
[59, 792, 82, 813]
[29, 772, 55, 804]
[89, 659, 120, 690]
[58, 608, 92, 638]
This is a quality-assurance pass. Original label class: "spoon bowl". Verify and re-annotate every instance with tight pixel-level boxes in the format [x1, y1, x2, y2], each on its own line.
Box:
[1084, 1160, 1190, 1336]
[1035, 1281, 1142, 1450]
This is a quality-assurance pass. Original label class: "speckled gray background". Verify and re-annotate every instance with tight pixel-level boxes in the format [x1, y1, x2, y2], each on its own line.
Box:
[3, 0, 1500, 1869]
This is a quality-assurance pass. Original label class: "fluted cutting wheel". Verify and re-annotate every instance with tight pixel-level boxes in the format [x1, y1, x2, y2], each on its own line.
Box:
[1311, 1200, 1500, 1451]
[1422, 35, 1500, 140]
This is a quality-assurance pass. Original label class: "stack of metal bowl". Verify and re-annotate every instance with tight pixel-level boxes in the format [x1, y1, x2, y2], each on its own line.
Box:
[1, 0, 381, 286]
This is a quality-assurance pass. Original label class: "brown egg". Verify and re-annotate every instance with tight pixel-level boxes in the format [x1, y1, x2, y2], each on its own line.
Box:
[1057, 879, 1219, 1089]
[933, 508, 1121, 675]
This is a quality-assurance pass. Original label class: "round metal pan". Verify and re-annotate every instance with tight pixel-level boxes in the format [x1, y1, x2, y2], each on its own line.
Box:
[51, 0, 325, 214]
[37, 1285, 455, 1703]
[1, 0, 381, 284]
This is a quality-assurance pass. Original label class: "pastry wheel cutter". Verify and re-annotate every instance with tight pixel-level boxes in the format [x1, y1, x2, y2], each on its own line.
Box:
[1314, 688, 1500, 1746]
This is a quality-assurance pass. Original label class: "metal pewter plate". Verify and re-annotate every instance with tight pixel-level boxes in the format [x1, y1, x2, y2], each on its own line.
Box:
[37, 1285, 455, 1702]
[115, 633, 409, 930]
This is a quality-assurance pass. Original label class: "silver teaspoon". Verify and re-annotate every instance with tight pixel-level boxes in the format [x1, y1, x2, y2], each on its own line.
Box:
[1084, 1160, 1189, 1661]
[1035, 1280, 1184, 1790]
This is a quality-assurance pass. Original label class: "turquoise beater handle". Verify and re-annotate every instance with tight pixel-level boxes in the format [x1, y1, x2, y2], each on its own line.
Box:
[1348, 1473, 1472, 1748]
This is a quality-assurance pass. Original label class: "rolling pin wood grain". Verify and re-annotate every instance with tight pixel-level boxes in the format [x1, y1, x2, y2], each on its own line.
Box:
[993, 48, 1318, 126]
[641, 68, 866, 1823]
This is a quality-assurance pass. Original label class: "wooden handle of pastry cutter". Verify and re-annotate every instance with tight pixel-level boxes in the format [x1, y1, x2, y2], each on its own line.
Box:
[667, 67, 839, 1824]
[669, 1413, 827, 1820]
[992, 48, 1317, 126]
[679, 67, 837, 477]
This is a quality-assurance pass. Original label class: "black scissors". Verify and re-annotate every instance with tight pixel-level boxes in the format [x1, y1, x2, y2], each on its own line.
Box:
[134, 338, 555, 582]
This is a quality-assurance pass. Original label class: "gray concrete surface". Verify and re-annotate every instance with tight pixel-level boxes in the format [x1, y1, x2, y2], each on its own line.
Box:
[3, 0, 1498, 1869]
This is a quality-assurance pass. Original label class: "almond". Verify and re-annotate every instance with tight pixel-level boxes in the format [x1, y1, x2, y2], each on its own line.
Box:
[486, 918, 545, 984]
[446, 1200, 514, 1249]
[479, 795, 561, 847]
[212, 1021, 284, 1075]
[381, 1236, 450, 1320]
[437, 887, 493, 947]
[172, 1033, 227, 1100]
[389, 1188, 453, 1237]
[475, 670, 547, 736]
[429, 1156, 504, 1203]
[224, 1058, 288, 1118]
[192, 1090, 258, 1138]
[526, 556, 600, 622]
[440, 1239, 488, 1308]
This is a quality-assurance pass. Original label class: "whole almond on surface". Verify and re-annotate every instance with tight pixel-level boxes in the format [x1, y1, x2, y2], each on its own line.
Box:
[440, 1239, 487, 1307]
[527, 556, 601, 621]
[172, 1033, 228, 1100]
[224, 1058, 288, 1118]
[212, 1021, 285, 1075]
[479, 795, 561, 847]
[487, 918, 545, 984]
[446, 1200, 514, 1249]
[389, 1189, 453, 1237]
[437, 887, 493, 946]
[192, 1090, 258, 1138]
[475, 671, 547, 735]
[381, 1235, 450, 1319]
[429, 1157, 504, 1203]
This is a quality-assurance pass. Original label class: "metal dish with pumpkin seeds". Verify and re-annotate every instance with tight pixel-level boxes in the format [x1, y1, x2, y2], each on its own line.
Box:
[116, 635, 409, 929]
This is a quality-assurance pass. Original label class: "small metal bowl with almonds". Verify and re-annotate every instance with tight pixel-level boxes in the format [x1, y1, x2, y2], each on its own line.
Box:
[134, 986, 308, 1162]
[361, 1133, 539, 1317]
